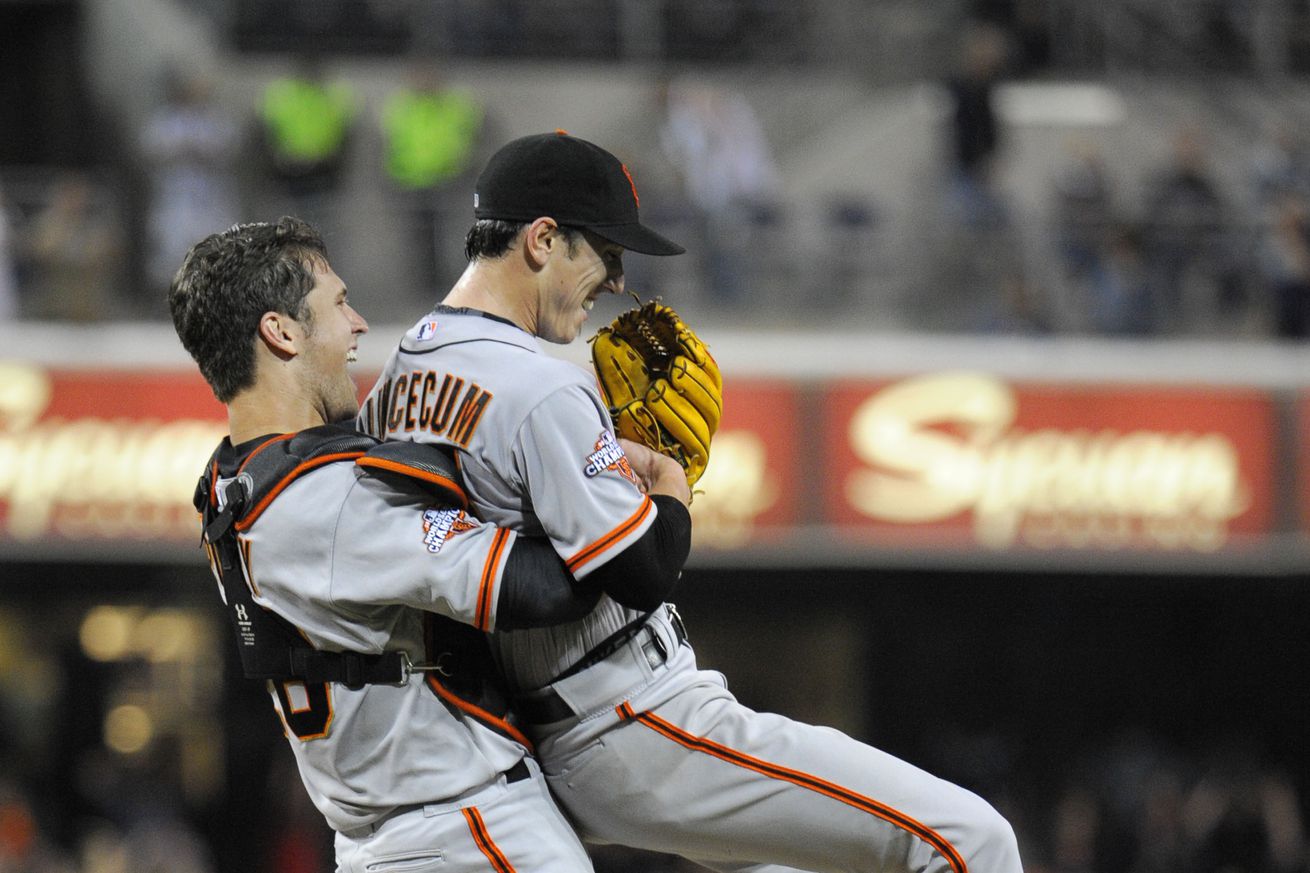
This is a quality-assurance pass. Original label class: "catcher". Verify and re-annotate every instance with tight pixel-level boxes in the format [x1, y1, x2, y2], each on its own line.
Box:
[360, 131, 1022, 873]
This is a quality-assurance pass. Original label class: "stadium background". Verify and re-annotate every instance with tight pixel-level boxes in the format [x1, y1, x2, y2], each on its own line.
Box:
[1, 1, 1309, 871]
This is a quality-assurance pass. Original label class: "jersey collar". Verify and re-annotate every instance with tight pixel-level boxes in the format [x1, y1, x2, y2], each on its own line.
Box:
[435, 304, 522, 331]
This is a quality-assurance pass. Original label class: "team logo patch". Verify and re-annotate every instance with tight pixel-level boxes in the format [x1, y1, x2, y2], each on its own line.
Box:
[421, 507, 477, 553]
[415, 320, 439, 341]
[583, 430, 641, 487]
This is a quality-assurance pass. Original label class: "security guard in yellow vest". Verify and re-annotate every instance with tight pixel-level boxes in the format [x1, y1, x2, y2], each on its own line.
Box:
[259, 60, 355, 193]
[381, 83, 483, 191]
[379, 67, 486, 289]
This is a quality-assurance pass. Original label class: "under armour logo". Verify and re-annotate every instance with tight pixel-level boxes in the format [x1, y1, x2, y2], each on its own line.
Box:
[235, 604, 249, 622]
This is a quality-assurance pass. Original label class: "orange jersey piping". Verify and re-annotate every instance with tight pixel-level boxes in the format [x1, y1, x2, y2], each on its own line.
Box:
[477, 528, 511, 632]
[614, 702, 969, 873]
[236, 433, 295, 474]
[566, 496, 653, 574]
[425, 674, 534, 753]
[354, 456, 469, 509]
[207, 457, 220, 508]
[235, 452, 367, 531]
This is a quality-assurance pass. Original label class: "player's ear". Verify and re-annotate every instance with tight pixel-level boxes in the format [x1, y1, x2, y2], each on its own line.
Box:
[257, 310, 299, 359]
[522, 217, 560, 269]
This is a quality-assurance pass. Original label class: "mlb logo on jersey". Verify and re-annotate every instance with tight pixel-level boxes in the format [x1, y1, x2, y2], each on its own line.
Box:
[416, 320, 439, 341]
[421, 507, 477, 553]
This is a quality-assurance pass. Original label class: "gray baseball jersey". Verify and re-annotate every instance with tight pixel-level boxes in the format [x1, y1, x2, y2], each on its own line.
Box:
[361, 307, 1023, 873]
[203, 432, 593, 872]
[358, 308, 657, 693]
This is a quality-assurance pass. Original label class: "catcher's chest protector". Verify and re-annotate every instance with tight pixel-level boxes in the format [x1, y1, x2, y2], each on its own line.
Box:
[194, 425, 380, 684]
[193, 424, 512, 722]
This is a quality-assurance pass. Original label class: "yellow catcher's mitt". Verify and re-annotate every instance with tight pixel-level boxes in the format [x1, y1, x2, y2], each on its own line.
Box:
[591, 301, 723, 487]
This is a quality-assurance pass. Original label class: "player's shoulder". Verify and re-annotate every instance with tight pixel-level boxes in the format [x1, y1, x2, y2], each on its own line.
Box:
[397, 306, 537, 356]
[245, 456, 359, 544]
[395, 308, 596, 397]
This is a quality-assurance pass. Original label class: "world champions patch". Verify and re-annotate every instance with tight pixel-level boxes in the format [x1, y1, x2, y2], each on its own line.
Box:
[421, 507, 477, 553]
[583, 431, 641, 488]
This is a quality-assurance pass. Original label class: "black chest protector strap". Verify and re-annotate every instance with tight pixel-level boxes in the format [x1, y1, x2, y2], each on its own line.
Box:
[194, 425, 466, 689]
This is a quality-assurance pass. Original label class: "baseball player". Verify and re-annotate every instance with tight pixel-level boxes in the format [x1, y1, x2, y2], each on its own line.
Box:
[360, 133, 1024, 873]
[169, 217, 646, 872]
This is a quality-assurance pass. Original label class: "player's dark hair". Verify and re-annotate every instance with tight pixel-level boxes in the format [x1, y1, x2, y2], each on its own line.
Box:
[463, 219, 583, 262]
[168, 216, 328, 403]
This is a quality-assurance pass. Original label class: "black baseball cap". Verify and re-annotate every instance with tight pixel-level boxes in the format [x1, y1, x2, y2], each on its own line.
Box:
[473, 131, 685, 256]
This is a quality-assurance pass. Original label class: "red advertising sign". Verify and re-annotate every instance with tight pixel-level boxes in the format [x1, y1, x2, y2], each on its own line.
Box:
[821, 373, 1275, 554]
[0, 362, 227, 544]
[688, 379, 802, 550]
[1300, 392, 1310, 535]
[0, 363, 1285, 562]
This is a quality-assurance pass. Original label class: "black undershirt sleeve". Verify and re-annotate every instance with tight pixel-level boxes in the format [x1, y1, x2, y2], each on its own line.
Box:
[575, 495, 691, 612]
[495, 536, 600, 630]
[494, 495, 692, 628]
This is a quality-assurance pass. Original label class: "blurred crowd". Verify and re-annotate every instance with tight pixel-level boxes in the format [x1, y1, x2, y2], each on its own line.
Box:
[1009, 733, 1309, 873]
[926, 17, 1310, 339]
[0, 54, 488, 326]
[2, 24, 1310, 337]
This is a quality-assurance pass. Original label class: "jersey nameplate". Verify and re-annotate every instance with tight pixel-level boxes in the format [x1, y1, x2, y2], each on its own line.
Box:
[362, 370, 493, 447]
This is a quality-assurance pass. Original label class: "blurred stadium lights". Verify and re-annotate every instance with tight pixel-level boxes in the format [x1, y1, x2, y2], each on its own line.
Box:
[79, 606, 140, 663]
[79, 605, 208, 664]
[102, 703, 153, 756]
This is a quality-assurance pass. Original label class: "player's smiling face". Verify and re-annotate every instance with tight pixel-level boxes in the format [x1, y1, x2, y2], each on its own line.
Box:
[538, 229, 624, 343]
[298, 260, 369, 422]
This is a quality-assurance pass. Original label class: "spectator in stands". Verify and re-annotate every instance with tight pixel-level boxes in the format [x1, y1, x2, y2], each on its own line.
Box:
[944, 20, 1010, 229]
[1250, 123, 1310, 207]
[255, 54, 356, 222]
[968, 0, 1052, 75]
[1141, 125, 1238, 333]
[1258, 192, 1310, 339]
[1085, 223, 1157, 335]
[1124, 768, 1189, 873]
[26, 173, 122, 322]
[937, 21, 1041, 333]
[1051, 138, 1116, 284]
[1182, 754, 1308, 873]
[1246, 123, 1310, 339]
[139, 68, 240, 302]
[1048, 141, 1167, 335]
[1045, 785, 1100, 873]
[657, 75, 782, 305]
[378, 61, 486, 289]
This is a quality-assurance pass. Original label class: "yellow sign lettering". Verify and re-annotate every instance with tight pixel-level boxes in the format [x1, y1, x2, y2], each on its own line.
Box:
[0, 364, 225, 541]
[846, 373, 1248, 551]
